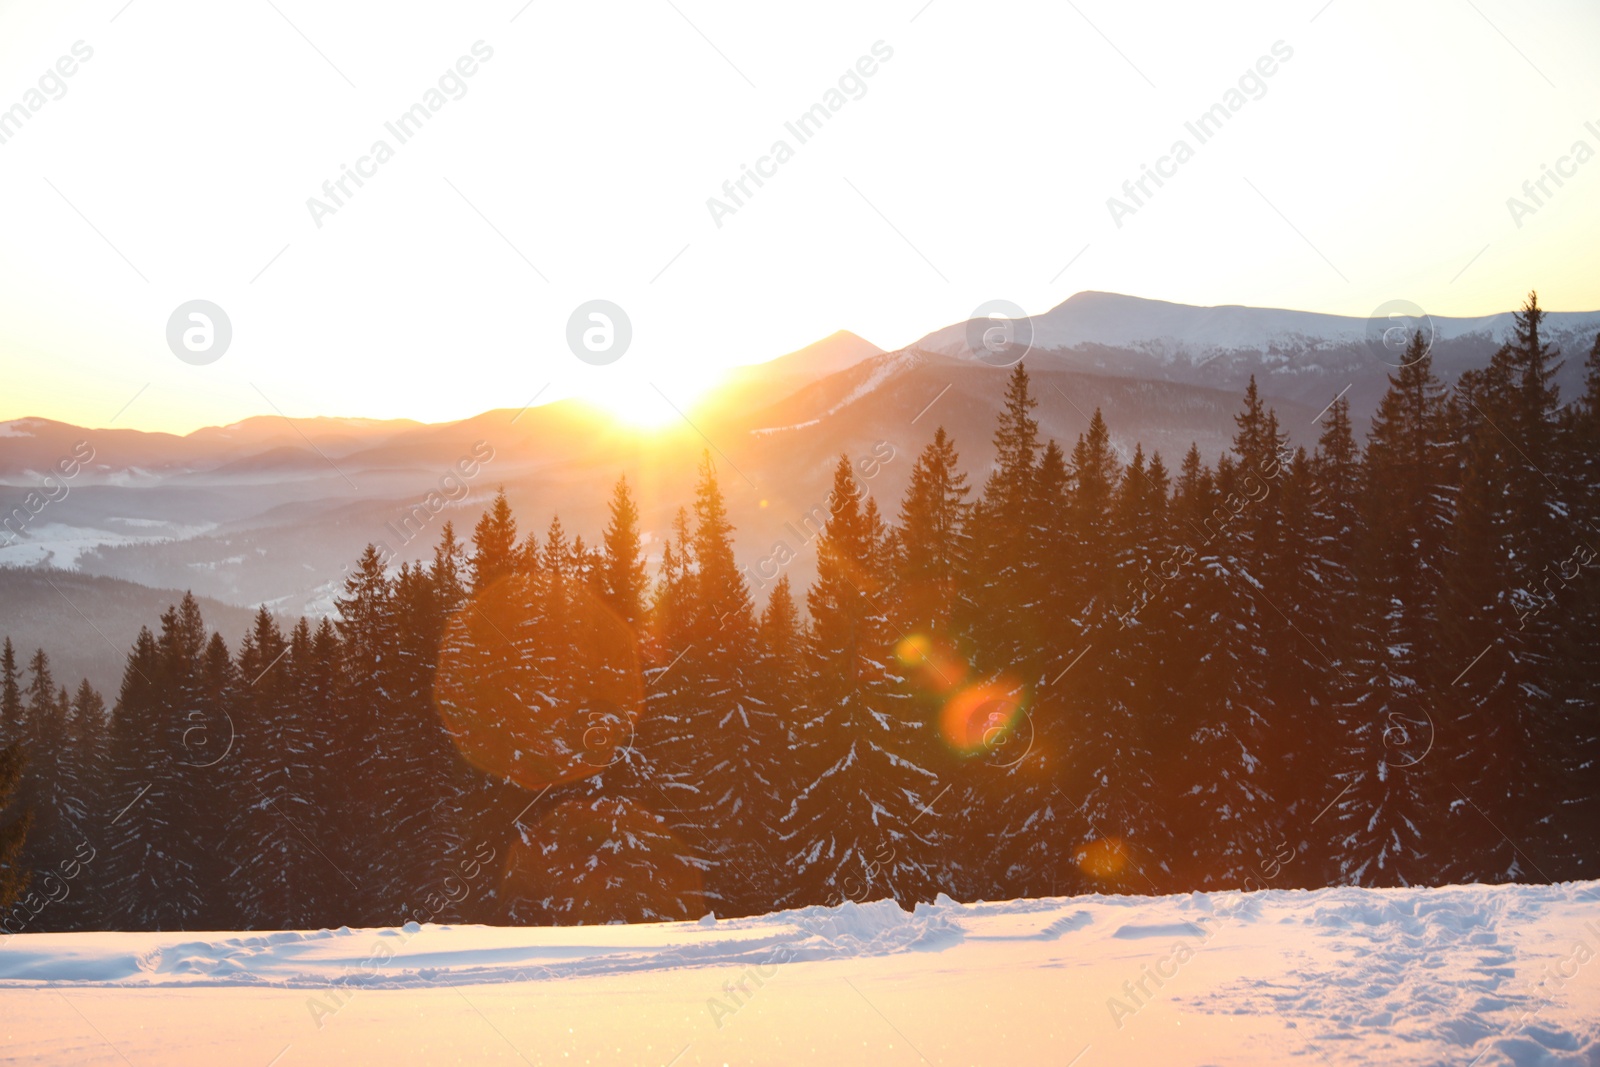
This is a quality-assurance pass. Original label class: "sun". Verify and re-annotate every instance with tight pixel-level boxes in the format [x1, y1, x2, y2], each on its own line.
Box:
[572, 370, 719, 429]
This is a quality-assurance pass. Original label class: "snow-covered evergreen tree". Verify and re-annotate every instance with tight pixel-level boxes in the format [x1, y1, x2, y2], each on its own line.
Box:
[0, 638, 22, 750]
[0, 738, 27, 913]
[781, 455, 944, 907]
[1332, 337, 1454, 886]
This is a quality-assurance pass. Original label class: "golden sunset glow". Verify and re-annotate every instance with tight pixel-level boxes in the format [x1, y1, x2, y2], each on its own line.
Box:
[1, 4, 1595, 434]
[571, 374, 715, 430]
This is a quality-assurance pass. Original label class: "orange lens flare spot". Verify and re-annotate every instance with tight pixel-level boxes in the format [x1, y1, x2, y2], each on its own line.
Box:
[896, 634, 931, 665]
[1077, 838, 1129, 880]
[940, 680, 1026, 755]
[898, 633, 970, 694]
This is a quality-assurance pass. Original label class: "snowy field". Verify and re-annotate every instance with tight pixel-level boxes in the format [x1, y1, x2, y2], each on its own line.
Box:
[2, 881, 1597, 1066]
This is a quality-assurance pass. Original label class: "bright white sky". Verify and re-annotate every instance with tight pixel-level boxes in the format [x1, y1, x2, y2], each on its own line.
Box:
[1, 0, 1597, 434]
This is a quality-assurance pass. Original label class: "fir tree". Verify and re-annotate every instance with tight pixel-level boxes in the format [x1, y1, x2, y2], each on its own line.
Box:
[894, 427, 971, 637]
[1543, 330, 1600, 876]
[232, 609, 308, 928]
[1160, 436, 1276, 889]
[0, 739, 28, 914]
[332, 545, 408, 925]
[0, 638, 22, 749]
[469, 488, 519, 593]
[102, 596, 217, 928]
[600, 476, 650, 631]
[19, 649, 71, 889]
[387, 561, 470, 919]
[756, 577, 805, 720]
[968, 363, 1047, 673]
[638, 455, 776, 915]
[430, 520, 469, 618]
[782, 455, 943, 907]
[106, 626, 160, 925]
[1436, 294, 1568, 882]
[1332, 336, 1454, 885]
[1291, 397, 1363, 885]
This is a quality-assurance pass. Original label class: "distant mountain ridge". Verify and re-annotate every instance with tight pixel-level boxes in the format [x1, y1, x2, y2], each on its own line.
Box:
[913, 290, 1600, 356]
[903, 290, 1600, 427]
[6, 291, 1597, 474]
[0, 568, 267, 701]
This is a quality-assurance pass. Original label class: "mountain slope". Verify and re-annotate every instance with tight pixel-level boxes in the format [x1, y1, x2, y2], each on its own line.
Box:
[0, 568, 268, 698]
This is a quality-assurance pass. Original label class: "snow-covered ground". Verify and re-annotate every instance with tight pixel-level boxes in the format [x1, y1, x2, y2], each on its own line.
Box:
[2, 881, 1597, 1066]
[0, 520, 216, 569]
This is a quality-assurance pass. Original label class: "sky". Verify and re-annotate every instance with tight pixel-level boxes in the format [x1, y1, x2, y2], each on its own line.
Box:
[0, 0, 1597, 435]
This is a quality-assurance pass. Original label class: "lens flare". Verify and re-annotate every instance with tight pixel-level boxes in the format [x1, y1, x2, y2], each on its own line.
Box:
[940, 679, 1027, 755]
[895, 634, 930, 666]
[896, 633, 969, 694]
[432, 576, 643, 792]
[1077, 837, 1130, 880]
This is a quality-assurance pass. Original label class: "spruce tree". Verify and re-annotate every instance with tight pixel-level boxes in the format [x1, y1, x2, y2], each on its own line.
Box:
[601, 476, 650, 631]
[637, 455, 777, 915]
[0, 638, 22, 749]
[1297, 397, 1362, 885]
[19, 649, 71, 891]
[755, 577, 805, 722]
[304, 615, 349, 924]
[1544, 330, 1600, 877]
[387, 561, 469, 920]
[967, 364, 1047, 674]
[469, 489, 519, 593]
[430, 520, 469, 617]
[1259, 443, 1332, 878]
[231, 609, 304, 928]
[157, 595, 218, 927]
[1059, 414, 1148, 892]
[1435, 295, 1567, 882]
[781, 455, 943, 907]
[649, 508, 695, 659]
[1332, 336, 1454, 885]
[0, 739, 28, 914]
[470, 501, 693, 924]
[1159, 409, 1277, 889]
[894, 428, 972, 637]
[333, 545, 402, 925]
[892, 430, 987, 898]
[1114, 446, 1176, 890]
[67, 678, 107, 810]
[699, 457, 788, 913]
[57, 678, 107, 928]
[1309, 394, 1362, 660]
[103, 596, 216, 928]
[106, 626, 160, 925]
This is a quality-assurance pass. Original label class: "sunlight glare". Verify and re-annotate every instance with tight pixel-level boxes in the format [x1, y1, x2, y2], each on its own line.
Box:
[570, 369, 720, 429]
